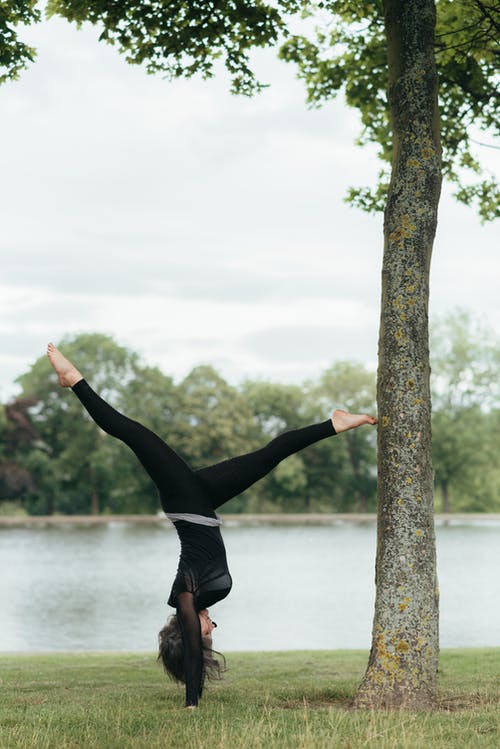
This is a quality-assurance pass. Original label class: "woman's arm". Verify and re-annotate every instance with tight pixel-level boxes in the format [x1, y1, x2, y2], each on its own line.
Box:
[176, 592, 204, 707]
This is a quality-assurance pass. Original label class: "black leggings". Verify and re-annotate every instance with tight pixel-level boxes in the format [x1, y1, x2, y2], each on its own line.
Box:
[72, 379, 336, 517]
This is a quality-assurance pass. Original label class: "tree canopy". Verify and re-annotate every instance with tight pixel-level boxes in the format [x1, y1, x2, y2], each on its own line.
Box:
[0, 0, 39, 84]
[431, 310, 500, 512]
[1, 314, 498, 516]
[3, 0, 497, 219]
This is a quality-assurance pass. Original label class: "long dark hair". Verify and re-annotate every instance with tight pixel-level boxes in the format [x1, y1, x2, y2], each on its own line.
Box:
[158, 614, 226, 684]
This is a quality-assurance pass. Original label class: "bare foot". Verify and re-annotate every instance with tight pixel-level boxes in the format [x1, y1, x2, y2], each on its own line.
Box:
[47, 343, 83, 388]
[332, 408, 378, 434]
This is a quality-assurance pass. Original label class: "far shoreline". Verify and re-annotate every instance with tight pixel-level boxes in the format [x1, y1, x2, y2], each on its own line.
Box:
[1, 512, 499, 527]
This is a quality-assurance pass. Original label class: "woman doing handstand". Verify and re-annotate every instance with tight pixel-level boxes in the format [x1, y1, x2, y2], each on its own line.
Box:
[47, 343, 377, 708]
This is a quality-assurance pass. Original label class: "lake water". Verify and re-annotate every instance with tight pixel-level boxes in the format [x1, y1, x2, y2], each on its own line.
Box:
[1, 520, 498, 652]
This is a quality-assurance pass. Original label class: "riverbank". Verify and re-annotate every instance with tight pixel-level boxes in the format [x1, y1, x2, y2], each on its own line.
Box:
[1, 512, 499, 527]
[1, 650, 498, 749]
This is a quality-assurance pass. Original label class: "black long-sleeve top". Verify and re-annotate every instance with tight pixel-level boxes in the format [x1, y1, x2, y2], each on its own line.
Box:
[168, 520, 232, 706]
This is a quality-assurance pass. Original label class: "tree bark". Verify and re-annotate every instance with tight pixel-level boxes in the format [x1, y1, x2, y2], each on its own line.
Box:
[354, 0, 442, 709]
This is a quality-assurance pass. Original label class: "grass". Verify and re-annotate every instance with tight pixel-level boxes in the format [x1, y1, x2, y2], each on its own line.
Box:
[0, 649, 499, 748]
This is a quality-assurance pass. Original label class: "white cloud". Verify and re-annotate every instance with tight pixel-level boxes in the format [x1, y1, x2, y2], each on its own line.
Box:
[1, 12, 498, 401]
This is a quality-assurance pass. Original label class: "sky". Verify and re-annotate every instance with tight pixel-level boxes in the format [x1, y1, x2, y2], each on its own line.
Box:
[1, 13, 499, 402]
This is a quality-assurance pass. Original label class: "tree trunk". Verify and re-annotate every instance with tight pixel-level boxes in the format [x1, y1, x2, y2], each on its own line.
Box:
[90, 488, 99, 515]
[354, 0, 442, 709]
[441, 480, 450, 514]
[358, 493, 368, 514]
[89, 467, 99, 515]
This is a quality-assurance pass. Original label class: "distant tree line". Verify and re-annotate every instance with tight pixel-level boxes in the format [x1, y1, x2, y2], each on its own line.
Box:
[0, 311, 498, 516]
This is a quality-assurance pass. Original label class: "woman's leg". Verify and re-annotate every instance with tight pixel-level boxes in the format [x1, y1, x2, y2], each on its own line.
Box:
[197, 409, 378, 510]
[47, 345, 214, 516]
[71, 380, 185, 479]
[196, 420, 335, 509]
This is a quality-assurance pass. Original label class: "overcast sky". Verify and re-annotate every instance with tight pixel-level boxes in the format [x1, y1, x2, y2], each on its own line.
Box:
[1, 14, 498, 401]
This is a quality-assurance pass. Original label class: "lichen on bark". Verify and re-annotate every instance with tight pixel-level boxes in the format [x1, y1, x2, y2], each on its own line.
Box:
[354, 0, 442, 710]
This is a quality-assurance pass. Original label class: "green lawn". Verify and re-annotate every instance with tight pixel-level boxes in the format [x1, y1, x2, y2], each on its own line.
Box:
[0, 650, 498, 748]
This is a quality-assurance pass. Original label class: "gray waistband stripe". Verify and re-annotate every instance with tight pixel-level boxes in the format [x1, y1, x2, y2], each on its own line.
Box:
[166, 512, 222, 527]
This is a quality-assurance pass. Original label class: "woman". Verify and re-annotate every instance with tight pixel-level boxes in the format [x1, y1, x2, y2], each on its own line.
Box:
[47, 343, 377, 707]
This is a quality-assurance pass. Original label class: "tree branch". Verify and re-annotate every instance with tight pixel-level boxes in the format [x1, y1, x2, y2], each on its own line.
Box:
[470, 137, 500, 149]
[472, 0, 500, 33]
